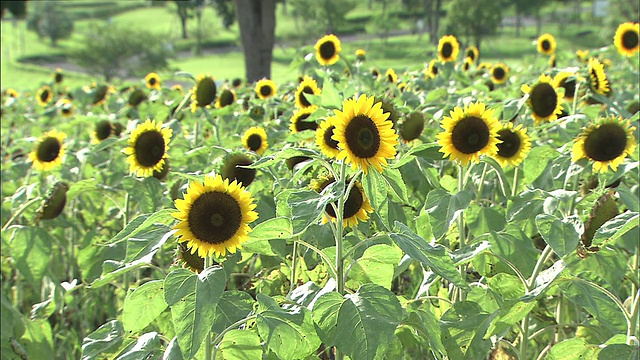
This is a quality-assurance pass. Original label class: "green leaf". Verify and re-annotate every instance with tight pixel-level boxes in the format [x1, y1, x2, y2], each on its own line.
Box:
[545, 338, 600, 360]
[536, 214, 581, 258]
[114, 332, 162, 360]
[165, 267, 227, 359]
[66, 178, 99, 200]
[521, 260, 567, 302]
[478, 227, 538, 278]
[559, 277, 627, 332]
[243, 217, 292, 257]
[522, 146, 558, 186]
[211, 291, 255, 334]
[346, 244, 403, 289]
[316, 79, 343, 109]
[485, 301, 536, 337]
[382, 168, 409, 202]
[256, 294, 321, 360]
[122, 176, 165, 213]
[466, 205, 506, 238]
[480, 157, 511, 198]
[598, 343, 639, 360]
[424, 189, 473, 240]
[105, 209, 175, 246]
[425, 88, 448, 102]
[21, 319, 53, 359]
[8, 226, 52, 287]
[162, 337, 183, 360]
[390, 222, 468, 289]
[439, 301, 494, 360]
[363, 170, 389, 227]
[451, 240, 491, 266]
[286, 190, 329, 235]
[591, 212, 639, 248]
[247, 147, 319, 169]
[122, 280, 168, 334]
[404, 303, 446, 356]
[81, 320, 124, 360]
[335, 284, 403, 360]
[392, 143, 444, 169]
[218, 330, 263, 360]
[1, 293, 25, 343]
[311, 291, 343, 346]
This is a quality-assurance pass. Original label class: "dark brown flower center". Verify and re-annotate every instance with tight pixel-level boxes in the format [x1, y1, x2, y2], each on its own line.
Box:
[541, 39, 551, 51]
[441, 42, 453, 58]
[294, 113, 317, 132]
[196, 77, 217, 106]
[134, 130, 166, 167]
[622, 30, 639, 50]
[451, 116, 490, 154]
[323, 125, 339, 149]
[319, 40, 336, 60]
[219, 90, 235, 107]
[583, 123, 627, 162]
[187, 191, 242, 244]
[493, 67, 505, 80]
[559, 77, 577, 99]
[496, 129, 521, 158]
[321, 180, 364, 220]
[299, 86, 314, 107]
[530, 83, 557, 118]
[40, 89, 50, 103]
[246, 134, 263, 152]
[222, 154, 256, 187]
[344, 114, 381, 158]
[37, 137, 61, 162]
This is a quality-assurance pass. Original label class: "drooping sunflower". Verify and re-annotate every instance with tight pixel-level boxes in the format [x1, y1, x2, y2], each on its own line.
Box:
[221, 152, 256, 187]
[295, 76, 321, 109]
[316, 116, 341, 158]
[290, 108, 318, 133]
[53, 68, 64, 84]
[492, 123, 532, 167]
[548, 53, 557, 68]
[490, 63, 510, 85]
[385, 68, 398, 83]
[464, 46, 479, 63]
[310, 176, 373, 227]
[587, 58, 610, 95]
[437, 35, 460, 62]
[152, 158, 170, 181]
[400, 112, 425, 143]
[56, 98, 74, 117]
[521, 74, 564, 124]
[145, 72, 161, 90]
[36, 86, 53, 106]
[127, 88, 147, 108]
[254, 78, 277, 100]
[436, 102, 501, 166]
[536, 33, 557, 55]
[242, 127, 268, 155]
[331, 94, 399, 174]
[173, 175, 259, 258]
[614, 22, 639, 56]
[554, 71, 582, 101]
[91, 84, 113, 106]
[123, 119, 172, 177]
[216, 88, 236, 108]
[426, 59, 440, 79]
[176, 242, 205, 273]
[315, 34, 342, 66]
[190, 74, 217, 112]
[571, 116, 637, 173]
[29, 129, 67, 171]
[35, 182, 69, 225]
[355, 48, 366, 61]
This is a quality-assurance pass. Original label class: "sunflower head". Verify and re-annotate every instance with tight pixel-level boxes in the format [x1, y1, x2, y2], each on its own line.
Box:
[426, 59, 440, 79]
[35, 182, 69, 224]
[355, 48, 366, 61]
[332, 94, 399, 174]
[370, 67, 381, 80]
[493, 123, 532, 167]
[29, 129, 67, 171]
[5, 88, 19, 99]
[216, 88, 237, 108]
[536, 33, 557, 55]
[145, 72, 162, 90]
[460, 57, 473, 72]
[316, 116, 341, 159]
[232, 78, 242, 88]
[490, 63, 510, 85]
[221, 152, 257, 187]
[242, 126, 268, 155]
[249, 105, 266, 121]
[374, 96, 400, 130]
[172, 175, 259, 258]
[295, 76, 321, 109]
[91, 85, 112, 106]
[176, 243, 205, 273]
[521, 74, 564, 124]
[286, 156, 312, 171]
[315, 34, 342, 66]
[437, 35, 460, 62]
[310, 175, 373, 228]
[400, 112, 425, 143]
[190, 74, 217, 111]
[36, 86, 53, 106]
[614, 22, 639, 56]
[385, 68, 398, 83]
[548, 53, 557, 68]
[464, 46, 479, 63]
[56, 98, 74, 117]
[587, 58, 610, 95]
[290, 108, 318, 134]
[53, 68, 64, 84]
[436, 102, 501, 166]
[123, 119, 172, 177]
[152, 158, 170, 181]
[128, 88, 147, 108]
[571, 116, 637, 173]
[254, 78, 277, 100]
[553, 72, 582, 101]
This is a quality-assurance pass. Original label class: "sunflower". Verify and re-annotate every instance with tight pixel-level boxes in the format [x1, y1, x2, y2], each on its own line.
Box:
[145, 72, 161, 90]
[385, 68, 398, 83]
[295, 76, 321, 109]
[554, 71, 582, 101]
[437, 35, 460, 62]
[490, 63, 510, 85]
[5, 88, 18, 98]
[171, 84, 184, 94]
[242, 127, 268, 155]
[56, 98, 74, 117]
[614, 22, 639, 56]
[232, 78, 243, 88]
[400, 112, 425, 143]
[492, 123, 531, 167]
[254, 78, 277, 100]
[176, 243, 205, 273]
[36, 86, 53, 106]
[315, 34, 342, 66]
[53, 68, 64, 84]
[290, 108, 318, 133]
[464, 46, 479, 63]
[286, 156, 312, 171]
[426, 59, 440, 79]
[190, 74, 217, 112]
[536, 33, 556, 55]
[216, 88, 236, 108]
[355, 48, 366, 61]
[316, 116, 341, 158]
[221, 152, 256, 187]
[91, 84, 112, 106]
[310, 176, 373, 227]
[549, 53, 557, 68]
[571, 116, 637, 173]
[173, 175, 259, 258]
[436, 102, 501, 166]
[127, 88, 147, 108]
[331, 94, 398, 174]
[29, 129, 67, 171]
[35, 182, 69, 224]
[153, 158, 170, 181]
[521, 74, 564, 124]
[461, 57, 473, 72]
[249, 106, 265, 121]
[587, 58, 610, 95]
[123, 119, 172, 177]
[371, 68, 381, 80]
[576, 49, 589, 63]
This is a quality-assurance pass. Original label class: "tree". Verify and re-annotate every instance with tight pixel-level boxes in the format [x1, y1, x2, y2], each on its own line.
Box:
[234, 0, 277, 83]
[1, 0, 28, 19]
[444, 0, 505, 50]
[26, 2, 73, 47]
[289, 0, 357, 37]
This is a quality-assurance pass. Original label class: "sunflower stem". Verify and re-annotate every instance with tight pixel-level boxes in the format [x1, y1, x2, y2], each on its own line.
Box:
[289, 240, 298, 296]
[456, 164, 467, 301]
[335, 161, 347, 296]
[1, 197, 41, 232]
[628, 252, 639, 345]
[511, 167, 520, 198]
[476, 162, 489, 204]
[205, 255, 213, 360]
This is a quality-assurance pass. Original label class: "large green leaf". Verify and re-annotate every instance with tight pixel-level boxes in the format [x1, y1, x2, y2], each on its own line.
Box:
[559, 277, 627, 332]
[114, 332, 162, 360]
[521, 260, 567, 302]
[311, 291, 343, 347]
[247, 147, 319, 169]
[404, 303, 446, 356]
[1, 292, 25, 344]
[164, 267, 227, 359]
[81, 320, 124, 360]
[243, 217, 292, 257]
[122, 176, 165, 213]
[439, 301, 494, 360]
[382, 168, 409, 203]
[162, 337, 183, 360]
[545, 338, 600, 360]
[122, 280, 168, 334]
[466, 205, 506, 238]
[21, 319, 53, 360]
[363, 169, 389, 228]
[106, 209, 175, 246]
[286, 190, 330, 235]
[8, 226, 51, 287]
[218, 330, 263, 360]
[598, 343, 639, 360]
[424, 189, 473, 240]
[522, 146, 558, 187]
[591, 211, 639, 248]
[536, 214, 581, 258]
[211, 291, 255, 334]
[346, 244, 403, 290]
[485, 301, 536, 337]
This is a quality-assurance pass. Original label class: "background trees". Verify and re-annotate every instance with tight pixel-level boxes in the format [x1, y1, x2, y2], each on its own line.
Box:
[26, 2, 74, 47]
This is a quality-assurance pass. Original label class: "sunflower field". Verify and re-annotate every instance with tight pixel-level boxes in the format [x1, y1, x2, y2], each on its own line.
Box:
[1, 22, 639, 360]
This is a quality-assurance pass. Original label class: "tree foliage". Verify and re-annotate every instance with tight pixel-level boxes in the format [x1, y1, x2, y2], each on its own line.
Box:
[26, 2, 74, 47]
[444, 0, 506, 49]
[1, 0, 28, 19]
[289, 0, 357, 36]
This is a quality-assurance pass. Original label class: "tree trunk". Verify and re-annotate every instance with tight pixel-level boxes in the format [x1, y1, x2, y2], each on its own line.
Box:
[179, 10, 188, 39]
[235, 0, 276, 83]
[431, 0, 442, 45]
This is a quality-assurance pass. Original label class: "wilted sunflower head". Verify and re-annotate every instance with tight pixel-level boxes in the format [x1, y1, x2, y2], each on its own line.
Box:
[221, 152, 257, 187]
[587, 58, 610, 95]
[295, 76, 321, 109]
[315, 34, 342, 66]
[36, 86, 53, 106]
[437, 35, 460, 62]
[29, 129, 67, 171]
[385, 68, 398, 83]
[290, 108, 318, 134]
[536, 33, 557, 55]
[316, 116, 341, 159]
[53, 68, 64, 84]
[464, 46, 479, 63]
[490, 63, 510, 85]
[614, 22, 639, 56]
[436, 102, 501, 166]
[242, 126, 268, 155]
[521, 74, 564, 124]
[123, 119, 172, 177]
[400, 112, 426, 143]
[310, 175, 374, 228]
[36, 181, 69, 225]
[91, 85, 112, 106]
[190, 74, 217, 112]
[216, 88, 237, 108]
[128, 88, 147, 108]
[145, 72, 161, 90]
[355, 48, 366, 61]
[172, 174, 259, 258]
[254, 78, 277, 100]
[571, 116, 637, 173]
[493, 123, 531, 167]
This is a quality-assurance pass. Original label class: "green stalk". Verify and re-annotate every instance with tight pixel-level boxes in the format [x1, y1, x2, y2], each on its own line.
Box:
[628, 251, 639, 345]
[335, 161, 347, 296]
[289, 240, 298, 296]
[521, 244, 553, 359]
[295, 239, 338, 280]
[511, 167, 520, 198]
[123, 192, 131, 292]
[1, 197, 41, 232]
[476, 162, 489, 204]
[457, 163, 466, 302]
[205, 255, 213, 360]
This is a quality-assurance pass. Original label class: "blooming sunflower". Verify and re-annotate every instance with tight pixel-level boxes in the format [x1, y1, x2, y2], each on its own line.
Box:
[173, 175, 259, 258]
[123, 119, 172, 177]
[316, 116, 341, 158]
[290, 108, 318, 133]
[385, 68, 398, 83]
[176, 243, 204, 273]
[576, 49, 590, 63]
[464, 46, 479, 63]
[436, 102, 501, 166]
[254, 78, 277, 100]
[36, 86, 53, 106]
[355, 48, 366, 61]
[242, 127, 268, 155]
[190, 74, 217, 112]
[145, 72, 161, 90]
[492, 123, 532, 167]
[490, 63, 510, 85]
[295, 76, 321, 109]
[537, 33, 557, 55]
[5, 88, 18, 98]
[587, 58, 610, 95]
[332, 94, 398, 174]
[521, 74, 564, 124]
[461, 57, 473, 72]
[571, 116, 637, 173]
[614, 22, 639, 56]
[554, 71, 582, 101]
[311, 176, 373, 227]
[400, 112, 425, 143]
[315, 34, 342, 66]
[56, 98, 74, 117]
[437, 35, 460, 62]
[426, 59, 440, 79]
[29, 129, 67, 171]
[221, 152, 256, 187]
[371, 68, 381, 80]
[216, 88, 236, 108]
